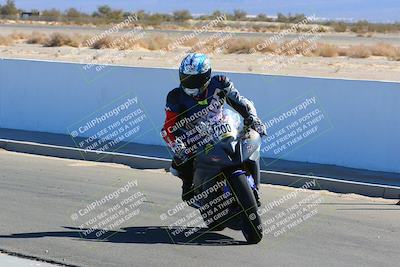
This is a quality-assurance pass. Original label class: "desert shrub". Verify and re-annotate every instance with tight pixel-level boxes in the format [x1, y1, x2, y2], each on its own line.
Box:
[138, 35, 171, 50]
[26, 32, 49, 44]
[332, 22, 347, 32]
[370, 43, 396, 57]
[91, 36, 116, 49]
[347, 45, 372, 58]
[0, 35, 13, 45]
[316, 44, 339, 57]
[224, 38, 259, 54]
[9, 31, 28, 40]
[45, 33, 81, 47]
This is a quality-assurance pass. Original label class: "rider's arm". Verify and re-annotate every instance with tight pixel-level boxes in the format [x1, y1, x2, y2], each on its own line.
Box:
[218, 75, 267, 136]
[217, 75, 258, 119]
[161, 89, 181, 146]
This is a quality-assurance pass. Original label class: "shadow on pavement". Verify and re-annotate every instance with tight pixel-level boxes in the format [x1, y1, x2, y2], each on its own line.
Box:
[0, 226, 247, 246]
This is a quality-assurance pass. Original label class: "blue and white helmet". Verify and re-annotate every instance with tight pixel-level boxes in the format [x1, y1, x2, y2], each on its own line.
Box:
[179, 53, 211, 96]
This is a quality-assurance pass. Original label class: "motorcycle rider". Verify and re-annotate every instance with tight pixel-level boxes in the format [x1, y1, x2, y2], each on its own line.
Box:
[161, 53, 266, 202]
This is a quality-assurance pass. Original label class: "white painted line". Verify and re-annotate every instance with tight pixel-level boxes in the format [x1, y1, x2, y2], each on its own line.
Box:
[261, 170, 400, 190]
[0, 252, 58, 267]
[0, 138, 171, 162]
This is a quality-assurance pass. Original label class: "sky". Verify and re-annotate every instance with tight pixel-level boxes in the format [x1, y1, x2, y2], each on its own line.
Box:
[10, 0, 400, 22]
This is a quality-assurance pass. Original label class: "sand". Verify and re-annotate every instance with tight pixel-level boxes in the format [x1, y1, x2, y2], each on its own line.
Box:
[0, 23, 399, 82]
[1, 42, 399, 82]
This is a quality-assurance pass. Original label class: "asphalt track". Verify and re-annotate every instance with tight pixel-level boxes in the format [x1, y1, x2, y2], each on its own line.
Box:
[0, 149, 399, 267]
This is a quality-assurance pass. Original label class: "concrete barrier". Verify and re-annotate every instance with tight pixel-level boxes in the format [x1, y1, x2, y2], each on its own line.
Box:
[0, 58, 399, 173]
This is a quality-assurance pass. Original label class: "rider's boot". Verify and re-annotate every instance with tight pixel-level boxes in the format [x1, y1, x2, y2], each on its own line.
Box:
[181, 177, 194, 202]
[170, 162, 194, 202]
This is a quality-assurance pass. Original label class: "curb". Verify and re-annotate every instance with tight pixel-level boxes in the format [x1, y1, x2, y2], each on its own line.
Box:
[1, 138, 399, 200]
[0, 139, 170, 170]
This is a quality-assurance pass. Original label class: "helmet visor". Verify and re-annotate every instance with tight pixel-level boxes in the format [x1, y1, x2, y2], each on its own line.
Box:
[180, 69, 211, 89]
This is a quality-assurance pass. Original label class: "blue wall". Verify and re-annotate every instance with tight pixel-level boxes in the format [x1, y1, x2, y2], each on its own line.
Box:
[0, 59, 399, 173]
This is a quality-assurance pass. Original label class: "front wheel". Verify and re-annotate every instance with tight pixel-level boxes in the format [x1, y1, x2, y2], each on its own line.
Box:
[227, 171, 263, 244]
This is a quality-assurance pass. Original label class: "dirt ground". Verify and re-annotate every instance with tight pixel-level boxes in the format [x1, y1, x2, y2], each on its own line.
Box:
[0, 24, 399, 82]
[2, 43, 399, 82]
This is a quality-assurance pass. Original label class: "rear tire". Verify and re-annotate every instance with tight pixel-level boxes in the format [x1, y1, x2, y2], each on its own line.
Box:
[227, 172, 263, 244]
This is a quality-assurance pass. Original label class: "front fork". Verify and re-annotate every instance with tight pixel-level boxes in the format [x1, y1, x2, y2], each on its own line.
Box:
[245, 160, 260, 189]
[224, 169, 260, 207]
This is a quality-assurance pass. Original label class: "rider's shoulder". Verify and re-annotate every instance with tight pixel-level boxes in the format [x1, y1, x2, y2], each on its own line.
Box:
[166, 87, 182, 102]
[167, 87, 182, 96]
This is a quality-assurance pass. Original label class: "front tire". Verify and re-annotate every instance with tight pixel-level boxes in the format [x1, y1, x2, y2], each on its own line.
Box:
[227, 172, 263, 244]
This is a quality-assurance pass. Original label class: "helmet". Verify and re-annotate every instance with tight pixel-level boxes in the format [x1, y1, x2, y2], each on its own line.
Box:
[179, 53, 211, 96]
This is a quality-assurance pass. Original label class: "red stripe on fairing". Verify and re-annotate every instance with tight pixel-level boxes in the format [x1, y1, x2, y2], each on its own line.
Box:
[163, 110, 179, 145]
